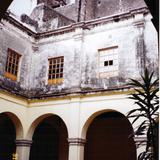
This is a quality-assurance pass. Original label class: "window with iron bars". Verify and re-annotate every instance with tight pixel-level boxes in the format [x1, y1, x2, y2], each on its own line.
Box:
[5, 48, 21, 81]
[48, 56, 64, 84]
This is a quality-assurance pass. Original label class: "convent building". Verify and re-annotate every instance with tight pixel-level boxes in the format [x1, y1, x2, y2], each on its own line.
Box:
[0, 0, 158, 160]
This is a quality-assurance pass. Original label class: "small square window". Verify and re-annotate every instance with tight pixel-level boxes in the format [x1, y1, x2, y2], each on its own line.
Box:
[104, 61, 108, 66]
[109, 60, 113, 66]
[98, 46, 118, 78]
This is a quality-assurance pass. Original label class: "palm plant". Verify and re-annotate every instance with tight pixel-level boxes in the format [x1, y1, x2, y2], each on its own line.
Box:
[127, 68, 159, 160]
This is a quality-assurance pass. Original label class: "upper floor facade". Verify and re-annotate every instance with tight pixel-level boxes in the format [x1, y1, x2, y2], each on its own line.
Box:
[0, 1, 158, 98]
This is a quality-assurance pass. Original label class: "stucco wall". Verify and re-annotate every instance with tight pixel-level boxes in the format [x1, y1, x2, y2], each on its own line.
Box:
[0, 19, 34, 91]
[0, 91, 137, 140]
[26, 13, 158, 92]
[0, 12, 158, 96]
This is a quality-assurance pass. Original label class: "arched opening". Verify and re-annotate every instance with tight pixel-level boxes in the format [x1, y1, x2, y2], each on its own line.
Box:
[84, 111, 136, 160]
[0, 113, 16, 160]
[29, 115, 68, 160]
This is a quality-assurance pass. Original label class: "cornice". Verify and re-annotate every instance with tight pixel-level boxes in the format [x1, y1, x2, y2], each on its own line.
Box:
[0, 85, 134, 103]
[2, 7, 149, 40]
[3, 12, 37, 38]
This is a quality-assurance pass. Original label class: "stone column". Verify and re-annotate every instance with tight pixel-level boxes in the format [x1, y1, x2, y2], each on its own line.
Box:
[68, 138, 86, 160]
[15, 139, 32, 160]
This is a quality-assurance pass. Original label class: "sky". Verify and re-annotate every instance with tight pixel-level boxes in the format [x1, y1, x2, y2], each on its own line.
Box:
[9, 0, 37, 16]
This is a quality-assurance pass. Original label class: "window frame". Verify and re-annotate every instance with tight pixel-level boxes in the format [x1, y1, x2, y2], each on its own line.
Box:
[98, 46, 118, 78]
[4, 48, 21, 81]
[48, 56, 64, 85]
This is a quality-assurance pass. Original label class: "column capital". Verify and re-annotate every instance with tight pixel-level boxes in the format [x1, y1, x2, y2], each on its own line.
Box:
[68, 138, 86, 146]
[15, 139, 32, 147]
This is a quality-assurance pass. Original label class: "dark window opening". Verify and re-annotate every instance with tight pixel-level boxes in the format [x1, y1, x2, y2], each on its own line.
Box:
[104, 60, 113, 67]
[104, 61, 108, 66]
[109, 60, 113, 66]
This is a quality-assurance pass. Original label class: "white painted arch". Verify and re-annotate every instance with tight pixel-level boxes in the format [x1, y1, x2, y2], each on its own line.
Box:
[78, 94, 136, 139]
[26, 112, 69, 140]
[0, 111, 24, 139]
[81, 108, 134, 139]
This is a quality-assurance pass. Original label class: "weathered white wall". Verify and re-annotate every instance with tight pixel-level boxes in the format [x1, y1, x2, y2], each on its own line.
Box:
[0, 12, 158, 95]
[0, 19, 34, 90]
[28, 13, 158, 91]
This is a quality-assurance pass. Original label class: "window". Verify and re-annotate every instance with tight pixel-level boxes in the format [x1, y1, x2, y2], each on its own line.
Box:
[48, 56, 64, 84]
[104, 60, 113, 66]
[98, 46, 118, 78]
[4, 49, 21, 81]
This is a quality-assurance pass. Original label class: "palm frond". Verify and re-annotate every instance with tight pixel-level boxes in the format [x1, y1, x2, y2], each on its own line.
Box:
[128, 78, 145, 90]
[127, 108, 143, 117]
[127, 68, 159, 159]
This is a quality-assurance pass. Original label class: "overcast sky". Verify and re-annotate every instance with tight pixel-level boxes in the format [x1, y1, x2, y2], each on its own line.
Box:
[9, 0, 37, 16]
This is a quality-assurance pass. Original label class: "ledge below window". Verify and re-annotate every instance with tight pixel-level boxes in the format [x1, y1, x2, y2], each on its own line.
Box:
[4, 72, 17, 81]
[48, 78, 63, 85]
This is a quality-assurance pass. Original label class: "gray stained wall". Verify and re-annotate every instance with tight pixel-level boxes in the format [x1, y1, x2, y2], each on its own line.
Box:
[21, 0, 147, 31]
[0, 0, 158, 98]
[53, 0, 146, 21]
[0, 20, 33, 94]
[84, 0, 146, 20]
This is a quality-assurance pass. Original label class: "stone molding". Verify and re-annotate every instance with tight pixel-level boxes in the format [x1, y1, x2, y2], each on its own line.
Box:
[68, 138, 86, 146]
[3, 7, 148, 39]
[15, 139, 33, 147]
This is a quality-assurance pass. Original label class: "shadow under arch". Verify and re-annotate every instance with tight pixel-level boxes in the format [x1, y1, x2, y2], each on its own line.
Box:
[28, 113, 69, 160]
[83, 109, 136, 160]
[26, 113, 68, 140]
[0, 112, 24, 160]
[82, 109, 120, 139]
[0, 112, 24, 139]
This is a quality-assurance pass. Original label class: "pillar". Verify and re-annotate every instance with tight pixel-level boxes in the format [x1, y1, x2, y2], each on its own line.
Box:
[15, 139, 32, 160]
[133, 13, 145, 74]
[68, 138, 86, 160]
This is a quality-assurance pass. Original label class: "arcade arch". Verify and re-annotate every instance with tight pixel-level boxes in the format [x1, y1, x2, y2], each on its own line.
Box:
[0, 112, 23, 159]
[28, 114, 69, 160]
[82, 110, 136, 160]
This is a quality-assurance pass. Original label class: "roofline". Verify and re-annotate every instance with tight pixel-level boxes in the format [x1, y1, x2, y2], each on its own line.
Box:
[0, 84, 134, 101]
[2, 7, 149, 40]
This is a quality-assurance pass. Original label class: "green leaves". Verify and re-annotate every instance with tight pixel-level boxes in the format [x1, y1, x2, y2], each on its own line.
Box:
[127, 68, 159, 160]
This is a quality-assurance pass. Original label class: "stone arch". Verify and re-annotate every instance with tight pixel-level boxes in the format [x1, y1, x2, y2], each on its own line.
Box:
[0, 112, 23, 139]
[0, 112, 24, 159]
[82, 109, 136, 160]
[26, 113, 68, 140]
[82, 109, 117, 139]
[28, 113, 69, 160]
